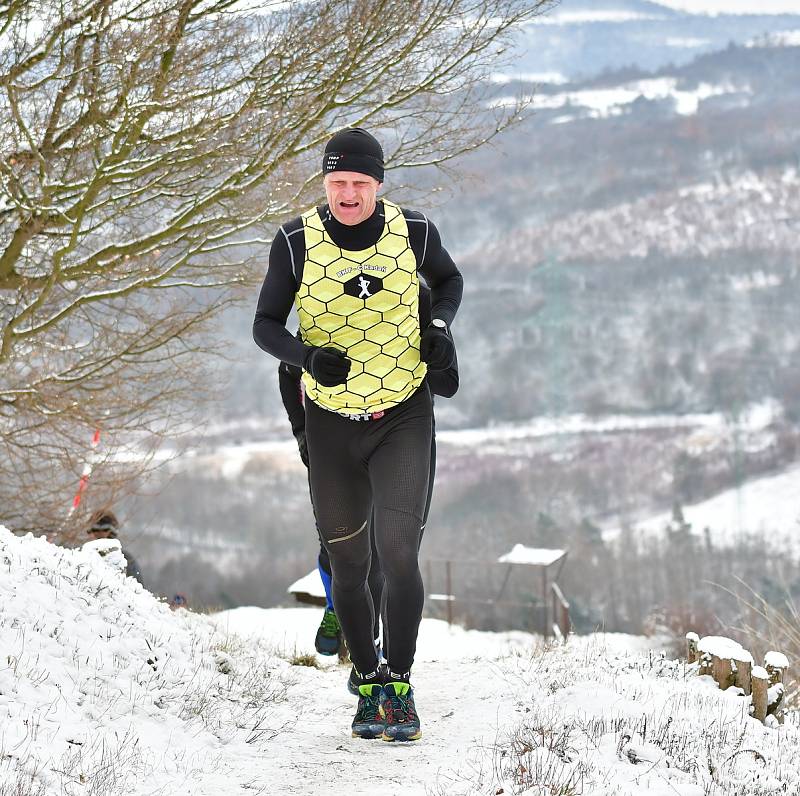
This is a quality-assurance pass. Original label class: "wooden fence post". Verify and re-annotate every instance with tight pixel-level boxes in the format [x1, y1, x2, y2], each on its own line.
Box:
[765, 651, 788, 725]
[732, 653, 752, 696]
[696, 636, 751, 692]
[712, 655, 734, 690]
[686, 632, 699, 664]
[751, 666, 769, 723]
[698, 649, 713, 678]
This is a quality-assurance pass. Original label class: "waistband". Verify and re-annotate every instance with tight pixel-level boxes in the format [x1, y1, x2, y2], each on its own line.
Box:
[338, 409, 386, 421]
[311, 380, 429, 422]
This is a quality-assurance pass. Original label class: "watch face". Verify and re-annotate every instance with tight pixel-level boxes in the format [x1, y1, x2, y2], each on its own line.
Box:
[431, 319, 446, 329]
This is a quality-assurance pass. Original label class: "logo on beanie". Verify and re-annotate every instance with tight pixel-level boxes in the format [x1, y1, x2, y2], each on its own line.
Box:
[325, 154, 342, 170]
[344, 273, 383, 300]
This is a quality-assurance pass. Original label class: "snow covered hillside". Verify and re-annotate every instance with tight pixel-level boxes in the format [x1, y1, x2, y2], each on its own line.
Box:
[2, 525, 798, 795]
[606, 463, 800, 553]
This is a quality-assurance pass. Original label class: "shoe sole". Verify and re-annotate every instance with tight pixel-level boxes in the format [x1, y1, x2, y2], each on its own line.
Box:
[380, 728, 422, 742]
[351, 725, 385, 739]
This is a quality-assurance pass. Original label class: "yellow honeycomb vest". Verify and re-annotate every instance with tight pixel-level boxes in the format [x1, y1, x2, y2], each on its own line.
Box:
[296, 200, 427, 414]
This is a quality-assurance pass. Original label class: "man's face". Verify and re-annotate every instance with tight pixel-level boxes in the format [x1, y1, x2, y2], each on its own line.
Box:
[324, 171, 381, 226]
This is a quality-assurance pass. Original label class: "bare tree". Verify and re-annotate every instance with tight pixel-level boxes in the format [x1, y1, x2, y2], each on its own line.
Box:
[0, 0, 554, 533]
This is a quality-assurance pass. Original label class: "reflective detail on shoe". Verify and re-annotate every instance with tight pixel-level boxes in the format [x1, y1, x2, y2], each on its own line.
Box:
[351, 683, 385, 739]
[380, 682, 422, 742]
[315, 608, 341, 656]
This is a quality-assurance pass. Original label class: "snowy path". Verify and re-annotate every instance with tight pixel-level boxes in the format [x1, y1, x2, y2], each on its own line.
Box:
[208, 607, 550, 796]
[4, 527, 797, 796]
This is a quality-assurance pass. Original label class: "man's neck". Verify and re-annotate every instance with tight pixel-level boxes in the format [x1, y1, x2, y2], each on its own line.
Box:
[321, 201, 384, 250]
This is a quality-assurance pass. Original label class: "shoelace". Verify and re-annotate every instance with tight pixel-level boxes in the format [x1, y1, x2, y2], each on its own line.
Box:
[320, 610, 339, 636]
[385, 691, 416, 724]
[355, 691, 381, 722]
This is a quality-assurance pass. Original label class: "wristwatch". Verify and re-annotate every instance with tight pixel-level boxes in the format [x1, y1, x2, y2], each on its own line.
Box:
[431, 318, 448, 333]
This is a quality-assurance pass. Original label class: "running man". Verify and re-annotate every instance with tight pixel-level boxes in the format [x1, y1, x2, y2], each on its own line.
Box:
[254, 128, 462, 741]
[278, 284, 458, 660]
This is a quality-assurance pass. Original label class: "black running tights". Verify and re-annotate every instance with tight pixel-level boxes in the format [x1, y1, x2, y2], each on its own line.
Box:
[305, 384, 432, 675]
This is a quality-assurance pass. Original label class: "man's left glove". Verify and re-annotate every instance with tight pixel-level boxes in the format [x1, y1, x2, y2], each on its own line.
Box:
[420, 319, 455, 371]
[293, 428, 309, 468]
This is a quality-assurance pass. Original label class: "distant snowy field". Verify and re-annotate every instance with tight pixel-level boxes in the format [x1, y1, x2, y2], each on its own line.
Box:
[653, 0, 800, 14]
[491, 76, 747, 119]
[606, 464, 800, 552]
[2, 525, 798, 795]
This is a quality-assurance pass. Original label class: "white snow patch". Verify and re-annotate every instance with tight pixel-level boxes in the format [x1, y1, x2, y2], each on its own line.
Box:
[82, 536, 128, 575]
[490, 70, 569, 85]
[730, 270, 783, 291]
[666, 36, 713, 47]
[492, 77, 747, 118]
[438, 407, 749, 448]
[765, 650, 790, 669]
[698, 635, 754, 663]
[747, 28, 800, 46]
[497, 543, 566, 566]
[535, 10, 665, 24]
[653, 0, 800, 14]
[287, 568, 326, 599]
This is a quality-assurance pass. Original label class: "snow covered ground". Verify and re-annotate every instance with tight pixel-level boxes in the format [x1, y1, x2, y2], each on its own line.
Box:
[2, 524, 798, 795]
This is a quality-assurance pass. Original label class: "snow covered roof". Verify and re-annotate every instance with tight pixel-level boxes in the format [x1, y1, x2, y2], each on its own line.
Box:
[287, 568, 326, 598]
[497, 544, 566, 567]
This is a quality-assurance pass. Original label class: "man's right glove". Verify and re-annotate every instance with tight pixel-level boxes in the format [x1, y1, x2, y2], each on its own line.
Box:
[293, 428, 309, 468]
[304, 346, 351, 387]
[420, 319, 455, 371]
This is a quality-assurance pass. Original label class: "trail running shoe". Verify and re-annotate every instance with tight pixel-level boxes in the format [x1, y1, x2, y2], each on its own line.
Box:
[351, 684, 385, 739]
[315, 608, 341, 656]
[380, 682, 422, 742]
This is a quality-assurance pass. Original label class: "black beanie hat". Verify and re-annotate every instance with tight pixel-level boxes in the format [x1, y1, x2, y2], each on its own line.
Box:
[323, 128, 384, 182]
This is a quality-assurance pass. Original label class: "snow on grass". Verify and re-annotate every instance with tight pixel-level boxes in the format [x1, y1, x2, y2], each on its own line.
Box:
[0, 525, 290, 795]
[481, 636, 800, 796]
[2, 526, 797, 795]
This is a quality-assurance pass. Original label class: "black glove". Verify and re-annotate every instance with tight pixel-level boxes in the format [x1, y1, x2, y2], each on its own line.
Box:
[304, 346, 351, 387]
[420, 321, 455, 371]
[293, 428, 309, 468]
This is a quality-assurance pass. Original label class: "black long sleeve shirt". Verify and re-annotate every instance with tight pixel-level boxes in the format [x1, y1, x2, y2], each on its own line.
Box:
[253, 201, 463, 368]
